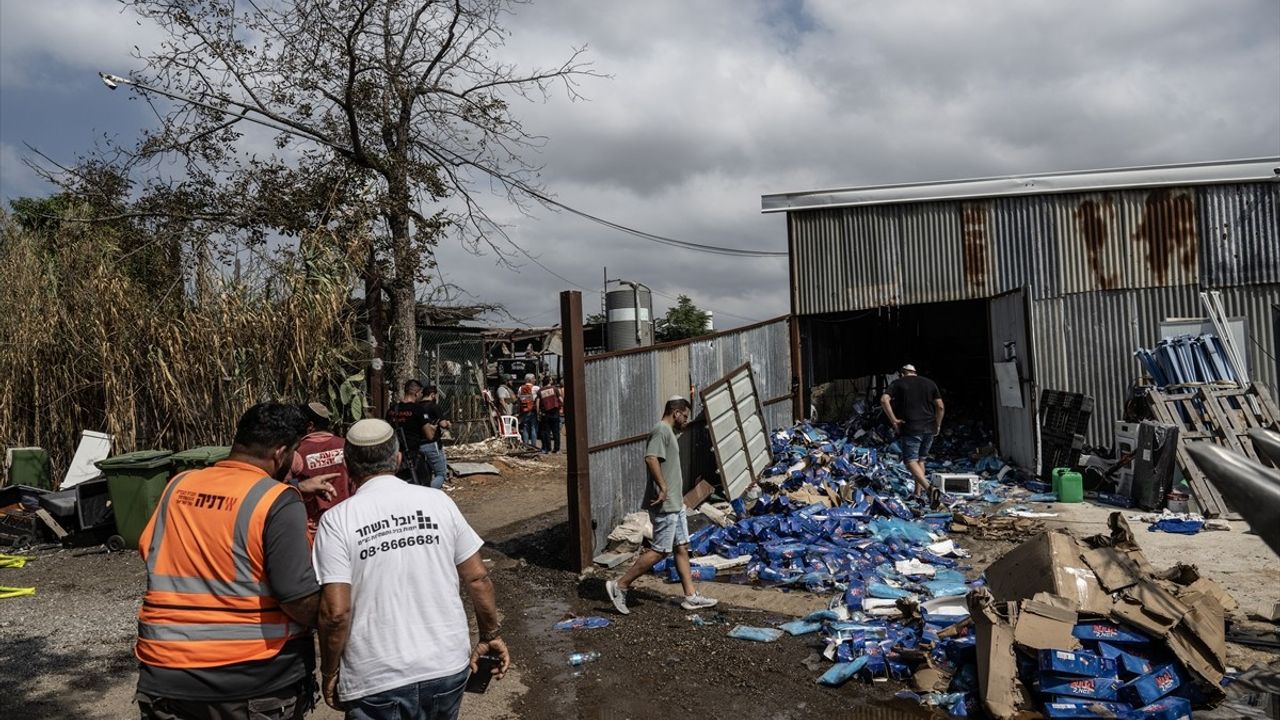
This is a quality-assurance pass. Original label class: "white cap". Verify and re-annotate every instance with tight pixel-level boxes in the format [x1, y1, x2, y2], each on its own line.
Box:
[347, 418, 394, 447]
[668, 394, 688, 403]
[525, 373, 535, 382]
[901, 364, 916, 373]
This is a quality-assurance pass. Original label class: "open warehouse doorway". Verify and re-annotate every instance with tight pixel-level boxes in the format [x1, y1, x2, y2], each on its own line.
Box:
[797, 293, 1038, 469]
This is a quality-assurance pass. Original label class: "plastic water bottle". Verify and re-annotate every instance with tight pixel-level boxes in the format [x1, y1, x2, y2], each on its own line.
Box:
[567, 650, 601, 667]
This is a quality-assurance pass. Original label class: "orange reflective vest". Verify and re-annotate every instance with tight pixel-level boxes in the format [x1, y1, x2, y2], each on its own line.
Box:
[517, 383, 537, 413]
[135, 460, 307, 668]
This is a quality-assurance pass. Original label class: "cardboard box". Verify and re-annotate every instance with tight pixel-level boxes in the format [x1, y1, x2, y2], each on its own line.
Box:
[1072, 620, 1149, 644]
[1096, 641, 1153, 677]
[1039, 674, 1121, 700]
[1042, 700, 1134, 718]
[985, 530, 1112, 616]
[969, 589, 1036, 719]
[1038, 649, 1118, 678]
[1013, 594, 1080, 652]
[1136, 696, 1192, 720]
[1120, 662, 1182, 706]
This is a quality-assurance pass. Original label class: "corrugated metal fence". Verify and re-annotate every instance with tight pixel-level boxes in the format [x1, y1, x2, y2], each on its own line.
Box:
[583, 317, 795, 554]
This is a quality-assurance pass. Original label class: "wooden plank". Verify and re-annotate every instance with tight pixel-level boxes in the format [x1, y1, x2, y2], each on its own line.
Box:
[1197, 387, 1247, 455]
[1147, 388, 1234, 519]
[34, 508, 67, 540]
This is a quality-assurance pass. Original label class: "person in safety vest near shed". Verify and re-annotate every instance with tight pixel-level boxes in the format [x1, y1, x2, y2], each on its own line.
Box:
[516, 373, 540, 447]
[537, 378, 564, 454]
[291, 401, 357, 544]
[135, 402, 337, 720]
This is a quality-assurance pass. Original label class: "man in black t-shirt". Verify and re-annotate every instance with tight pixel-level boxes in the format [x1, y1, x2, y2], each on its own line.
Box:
[880, 364, 946, 500]
[386, 380, 432, 484]
[418, 385, 452, 489]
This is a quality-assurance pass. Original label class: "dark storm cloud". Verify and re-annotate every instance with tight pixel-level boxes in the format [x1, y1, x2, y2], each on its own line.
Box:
[3, 0, 1277, 327]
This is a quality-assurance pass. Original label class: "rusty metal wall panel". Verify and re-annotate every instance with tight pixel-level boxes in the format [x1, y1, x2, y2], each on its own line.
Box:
[1198, 183, 1280, 288]
[585, 351, 658, 447]
[991, 195, 1054, 297]
[898, 201, 994, 304]
[789, 183, 1277, 315]
[656, 345, 691, 411]
[587, 440, 647, 553]
[585, 317, 795, 552]
[1032, 284, 1279, 450]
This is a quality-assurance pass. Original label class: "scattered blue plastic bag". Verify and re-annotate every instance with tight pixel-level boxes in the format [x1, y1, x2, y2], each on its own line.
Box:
[553, 616, 611, 631]
[727, 625, 785, 642]
[1149, 518, 1204, 534]
[816, 656, 869, 686]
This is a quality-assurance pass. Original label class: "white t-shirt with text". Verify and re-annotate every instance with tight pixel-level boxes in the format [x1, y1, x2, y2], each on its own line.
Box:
[313, 474, 484, 701]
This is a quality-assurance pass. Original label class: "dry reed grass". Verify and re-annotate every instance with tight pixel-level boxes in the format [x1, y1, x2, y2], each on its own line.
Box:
[0, 214, 364, 474]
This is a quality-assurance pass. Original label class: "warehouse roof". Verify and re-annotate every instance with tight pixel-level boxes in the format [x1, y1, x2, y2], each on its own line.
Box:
[761, 157, 1280, 214]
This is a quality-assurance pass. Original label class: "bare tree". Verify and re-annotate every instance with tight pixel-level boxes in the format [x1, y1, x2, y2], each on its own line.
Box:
[119, 0, 596, 391]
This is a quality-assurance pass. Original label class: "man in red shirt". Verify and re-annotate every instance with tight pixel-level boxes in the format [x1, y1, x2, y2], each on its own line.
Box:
[291, 402, 356, 542]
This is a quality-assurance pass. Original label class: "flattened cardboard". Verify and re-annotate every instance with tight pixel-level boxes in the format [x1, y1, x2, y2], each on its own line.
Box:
[969, 590, 1035, 719]
[1081, 547, 1142, 593]
[985, 530, 1111, 616]
[1013, 595, 1080, 651]
[682, 479, 716, 509]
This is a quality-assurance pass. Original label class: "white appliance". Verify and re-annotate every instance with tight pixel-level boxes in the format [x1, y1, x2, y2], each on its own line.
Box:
[929, 472, 981, 497]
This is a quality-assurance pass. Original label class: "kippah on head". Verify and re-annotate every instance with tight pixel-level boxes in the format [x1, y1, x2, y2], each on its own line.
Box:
[901, 364, 916, 373]
[307, 401, 331, 420]
[348, 418, 395, 447]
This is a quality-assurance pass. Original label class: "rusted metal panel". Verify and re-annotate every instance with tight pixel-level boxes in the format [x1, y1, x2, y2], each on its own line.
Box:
[1197, 183, 1280, 288]
[587, 440, 647, 554]
[583, 317, 795, 554]
[788, 182, 1278, 315]
[585, 352, 658, 448]
[1032, 284, 1279, 449]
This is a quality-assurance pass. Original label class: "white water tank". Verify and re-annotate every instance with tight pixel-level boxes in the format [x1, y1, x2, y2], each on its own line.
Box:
[605, 284, 653, 350]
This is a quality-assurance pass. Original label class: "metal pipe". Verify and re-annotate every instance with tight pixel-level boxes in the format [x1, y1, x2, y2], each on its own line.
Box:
[1249, 428, 1280, 468]
[1187, 443, 1280, 556]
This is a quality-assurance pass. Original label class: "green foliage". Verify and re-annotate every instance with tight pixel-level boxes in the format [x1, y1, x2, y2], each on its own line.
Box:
[656, 295, 711, 342]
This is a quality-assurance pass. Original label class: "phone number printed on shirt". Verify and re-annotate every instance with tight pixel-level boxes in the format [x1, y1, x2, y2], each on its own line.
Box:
[359, 534, 441, 560]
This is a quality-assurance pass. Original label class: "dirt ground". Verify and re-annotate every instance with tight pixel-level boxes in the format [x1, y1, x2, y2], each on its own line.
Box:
[2, 453, 1277, 719]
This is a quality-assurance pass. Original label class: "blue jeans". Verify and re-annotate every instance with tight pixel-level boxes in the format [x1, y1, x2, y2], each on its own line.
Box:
[345, 668, 469, 720]
[899, 432, 935, 462]
[519, 412, 539, 446]
[419, 442, 448, 490]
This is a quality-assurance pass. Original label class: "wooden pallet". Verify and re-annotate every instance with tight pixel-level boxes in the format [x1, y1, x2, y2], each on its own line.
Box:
[1146, 383, 1280, 519]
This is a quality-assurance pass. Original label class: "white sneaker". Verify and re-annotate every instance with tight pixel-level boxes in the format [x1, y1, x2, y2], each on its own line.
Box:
[681, 593, 718, 610]
[605, 579, 630, 615]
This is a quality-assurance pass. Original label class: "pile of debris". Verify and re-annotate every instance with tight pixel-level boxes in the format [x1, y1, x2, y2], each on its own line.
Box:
[966, 512, 1233, 718]
[644, 423, 1239, 717]
[657, 424, 1032, 711]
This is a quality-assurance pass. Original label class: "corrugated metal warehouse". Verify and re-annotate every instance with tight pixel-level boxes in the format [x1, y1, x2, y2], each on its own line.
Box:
[762, 158, 1280, 469]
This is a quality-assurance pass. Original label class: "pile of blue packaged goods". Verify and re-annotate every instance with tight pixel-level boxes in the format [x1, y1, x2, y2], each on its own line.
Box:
[1034, 630, 1193, 719]
[640, 424, 1232, 718]
[653, 422, 1027, 717]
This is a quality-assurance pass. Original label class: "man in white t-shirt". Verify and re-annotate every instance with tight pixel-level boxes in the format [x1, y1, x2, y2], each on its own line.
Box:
[314, 419, 509, 719]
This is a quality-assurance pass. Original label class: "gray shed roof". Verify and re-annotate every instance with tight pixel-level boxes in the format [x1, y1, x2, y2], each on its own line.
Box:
[761, 157, 1280, 213]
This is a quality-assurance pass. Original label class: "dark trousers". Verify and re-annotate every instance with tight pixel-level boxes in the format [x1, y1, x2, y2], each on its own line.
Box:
[137, 681, 310, 720]
[539, 411, 562, 453]
[345, 668, 469, 720]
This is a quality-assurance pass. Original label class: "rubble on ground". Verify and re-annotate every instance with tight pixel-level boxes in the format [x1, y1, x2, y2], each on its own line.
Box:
[627, 421, 1242, 717]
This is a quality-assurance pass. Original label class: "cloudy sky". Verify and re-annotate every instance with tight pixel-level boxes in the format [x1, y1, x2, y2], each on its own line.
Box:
[2, 0, 1278, 329]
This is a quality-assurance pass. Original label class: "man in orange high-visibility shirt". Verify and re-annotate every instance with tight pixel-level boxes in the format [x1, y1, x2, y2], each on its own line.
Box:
[135, 402, 335, 720]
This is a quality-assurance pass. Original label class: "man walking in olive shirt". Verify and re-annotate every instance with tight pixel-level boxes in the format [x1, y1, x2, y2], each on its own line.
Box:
[605, 397, 717, 614]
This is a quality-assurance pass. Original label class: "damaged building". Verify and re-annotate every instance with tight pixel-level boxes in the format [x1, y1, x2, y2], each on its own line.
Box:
[763, 157, 1280, 469]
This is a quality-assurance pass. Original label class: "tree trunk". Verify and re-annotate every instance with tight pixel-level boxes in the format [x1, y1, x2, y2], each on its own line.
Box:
[387, 205, 418, 389]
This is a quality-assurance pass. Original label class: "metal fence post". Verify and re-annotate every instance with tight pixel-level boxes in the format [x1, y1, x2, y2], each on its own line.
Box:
[561, 290, 593, 572]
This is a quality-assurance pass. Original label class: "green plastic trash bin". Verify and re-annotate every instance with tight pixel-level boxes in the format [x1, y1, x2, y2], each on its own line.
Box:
[96, 450, 174, 550]
[169, 446, 230, 474]
[5, 447, 52, 490]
